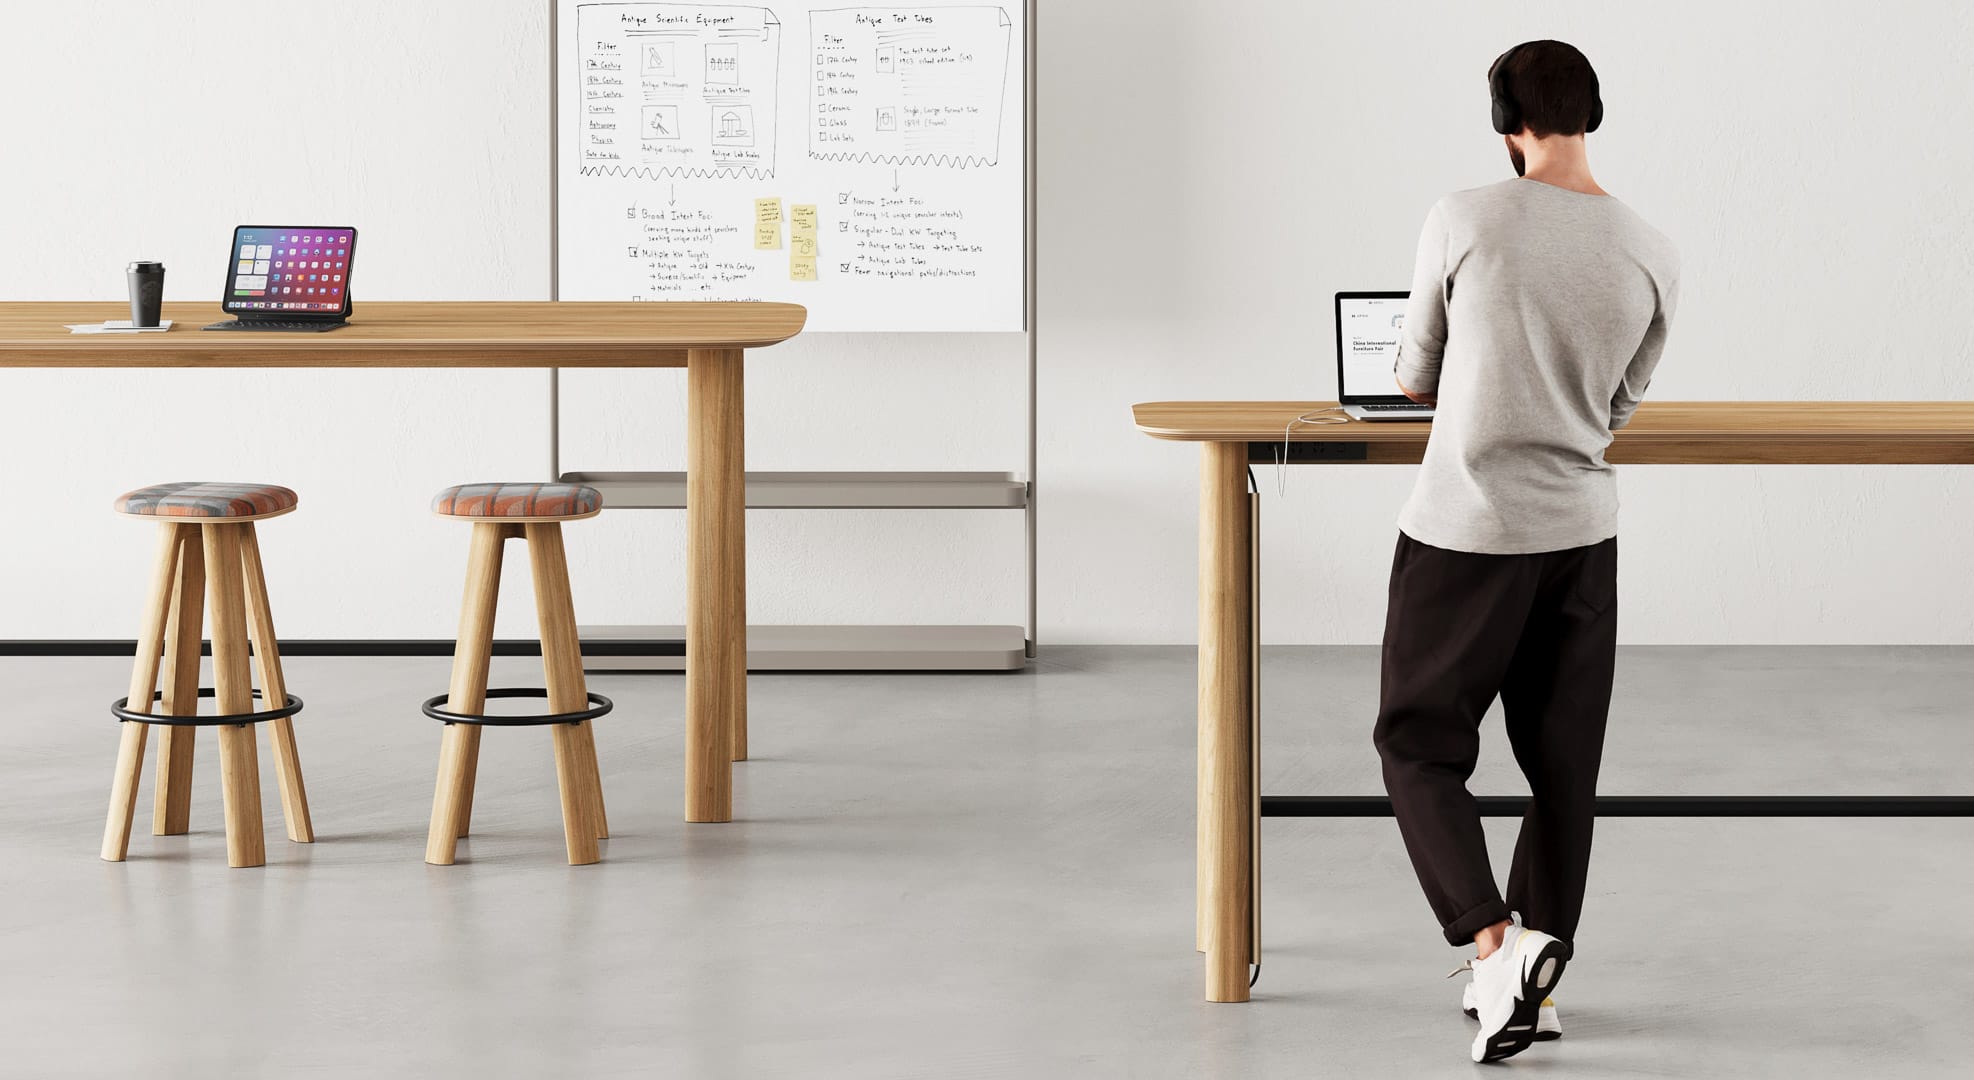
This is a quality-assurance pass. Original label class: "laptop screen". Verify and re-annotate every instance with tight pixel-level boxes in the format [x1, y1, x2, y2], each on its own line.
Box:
[225, 226, 356, 315]
[1337, 293, 1409, 400]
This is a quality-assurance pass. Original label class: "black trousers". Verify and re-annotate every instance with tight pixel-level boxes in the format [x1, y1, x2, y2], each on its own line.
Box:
[1372, 532, 1618, 948]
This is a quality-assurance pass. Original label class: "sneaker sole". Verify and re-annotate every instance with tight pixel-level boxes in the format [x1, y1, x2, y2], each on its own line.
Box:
[1465, 1006, 1561, 1041]
[1476, 940, 1570, 1064]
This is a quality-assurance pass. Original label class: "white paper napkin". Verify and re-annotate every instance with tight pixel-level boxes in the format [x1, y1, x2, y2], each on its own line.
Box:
[66, 320, 175, 334]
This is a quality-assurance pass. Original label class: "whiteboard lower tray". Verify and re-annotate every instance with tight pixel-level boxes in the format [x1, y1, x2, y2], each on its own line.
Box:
[561, 470, 1027, 510]
[578, 624, 1029, 672]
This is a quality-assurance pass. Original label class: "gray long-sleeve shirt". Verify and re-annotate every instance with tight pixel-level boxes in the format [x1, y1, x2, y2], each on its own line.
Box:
[1394, 178, 1680, 554]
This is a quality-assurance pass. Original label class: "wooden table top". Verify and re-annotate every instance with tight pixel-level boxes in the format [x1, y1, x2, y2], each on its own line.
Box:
[0, 301, 808, 367]
[1133, 401, 1974, 465]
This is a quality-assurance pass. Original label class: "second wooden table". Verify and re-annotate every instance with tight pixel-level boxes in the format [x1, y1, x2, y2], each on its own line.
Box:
[1133, 399, 1974, 1001]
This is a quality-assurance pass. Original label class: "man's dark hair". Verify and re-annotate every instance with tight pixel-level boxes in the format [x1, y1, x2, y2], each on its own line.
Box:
[1491, 40, 1600, 138]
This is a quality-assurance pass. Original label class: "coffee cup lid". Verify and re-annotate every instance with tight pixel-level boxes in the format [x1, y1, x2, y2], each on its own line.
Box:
[127, 261, 164, 272]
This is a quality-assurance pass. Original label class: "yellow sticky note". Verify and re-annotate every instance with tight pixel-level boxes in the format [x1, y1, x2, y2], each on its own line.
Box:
[790, 234, 819, 258]
[755, 223, 782, 250]
[790, 204, 818, 234]
[755, 197, 783, 226]
[790, 256, 818, 281]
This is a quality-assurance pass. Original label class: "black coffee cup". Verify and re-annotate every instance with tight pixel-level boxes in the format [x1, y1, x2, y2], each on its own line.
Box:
[127, 261, 165, 327]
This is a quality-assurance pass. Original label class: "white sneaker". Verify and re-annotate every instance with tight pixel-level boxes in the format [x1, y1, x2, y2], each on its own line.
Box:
[1462, 980, 1561, 1040]
[1452, 917, 1570, 1063]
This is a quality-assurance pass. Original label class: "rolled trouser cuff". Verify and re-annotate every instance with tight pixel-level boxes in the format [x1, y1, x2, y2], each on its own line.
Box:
[1443, 898, 1514, 948]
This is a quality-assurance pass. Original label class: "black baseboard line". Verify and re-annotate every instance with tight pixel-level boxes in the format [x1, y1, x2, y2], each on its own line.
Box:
[0, 639, 685, 658]
[1263, 795, 1974, 817]
[8, 643, 1966, 817]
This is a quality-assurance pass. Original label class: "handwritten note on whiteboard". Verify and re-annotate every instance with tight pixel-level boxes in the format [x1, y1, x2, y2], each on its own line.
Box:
[557, 2, 1027, 332]
[810, 7, 1013, 167]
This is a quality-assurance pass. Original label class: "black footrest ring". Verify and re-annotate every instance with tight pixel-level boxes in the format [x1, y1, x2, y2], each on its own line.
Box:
[421, 687, 614, 727]
[111, 688, 304, 727]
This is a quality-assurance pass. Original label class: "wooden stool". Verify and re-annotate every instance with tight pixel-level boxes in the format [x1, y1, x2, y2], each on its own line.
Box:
[424, 483, 611, 866]
[101, 482, 314, 868]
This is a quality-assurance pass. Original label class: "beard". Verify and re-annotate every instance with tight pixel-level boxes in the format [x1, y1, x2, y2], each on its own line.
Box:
[1506, 138, 1526, 177]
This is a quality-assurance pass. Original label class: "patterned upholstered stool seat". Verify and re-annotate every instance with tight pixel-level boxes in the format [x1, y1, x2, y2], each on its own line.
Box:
[431, 482, 603, 522]
[115, 482, 299, 521]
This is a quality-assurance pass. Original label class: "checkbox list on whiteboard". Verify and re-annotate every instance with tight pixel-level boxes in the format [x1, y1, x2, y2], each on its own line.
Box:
[556, 2, 1027, 332]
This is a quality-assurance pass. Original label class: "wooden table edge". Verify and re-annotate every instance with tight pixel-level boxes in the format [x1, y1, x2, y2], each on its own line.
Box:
[0, 345, 801, 368]
[1131, 402, 1974, 444]
[0, 301, 810, 365]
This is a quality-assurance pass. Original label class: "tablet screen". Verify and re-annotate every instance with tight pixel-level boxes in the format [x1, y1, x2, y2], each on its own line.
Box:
[225, 226, 356, 314]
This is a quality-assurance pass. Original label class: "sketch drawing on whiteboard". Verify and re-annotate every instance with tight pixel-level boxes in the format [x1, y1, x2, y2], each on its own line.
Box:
[712, 105, 756, 146]
[643, 105, 682, 140]
[809, 7, 1012, 167]
[576, 3, 782, 179]
[642, 42, 677, 76]
[705, 43, 740, 84]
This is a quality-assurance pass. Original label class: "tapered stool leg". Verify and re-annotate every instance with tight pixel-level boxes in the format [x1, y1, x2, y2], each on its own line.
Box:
[427, 522, 506, 865]
[457, 525, 522, 838]
[240, 525, 312, 843]
[453, 726, 483, 839]
[574, 720, 607, 839]
[102, 524, 185, 861]
[527, 523, 603, 863]
[429, 725, 470, 857]
[549, 725, 601, 864]
[154, 526, 204, 835]
[205, 523, 265, 869]
[103, 724, 152, 862]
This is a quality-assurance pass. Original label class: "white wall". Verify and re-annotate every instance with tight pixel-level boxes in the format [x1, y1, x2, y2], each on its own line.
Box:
[0, 1, 1026, 641]
[1040, 0, 1974, 645]
[3, 1, 1972, 644]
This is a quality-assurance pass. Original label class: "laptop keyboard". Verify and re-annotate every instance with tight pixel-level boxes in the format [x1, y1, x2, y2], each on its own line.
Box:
[202, 320, 347, 333]
[1360, 403, 1432, 411]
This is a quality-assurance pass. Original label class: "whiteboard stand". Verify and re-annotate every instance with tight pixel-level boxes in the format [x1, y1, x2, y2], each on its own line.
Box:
[547, 0, 1036, 672]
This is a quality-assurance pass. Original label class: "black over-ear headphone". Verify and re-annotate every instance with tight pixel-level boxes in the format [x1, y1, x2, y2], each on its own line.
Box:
[1489, 41, 1602, 136]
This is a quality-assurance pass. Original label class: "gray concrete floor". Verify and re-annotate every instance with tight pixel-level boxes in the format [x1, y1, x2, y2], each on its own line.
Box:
[4, 646, 1972, 1077]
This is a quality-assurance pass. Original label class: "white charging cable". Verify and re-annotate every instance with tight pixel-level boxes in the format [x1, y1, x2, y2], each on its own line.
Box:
[1273, 407, 1350, 496]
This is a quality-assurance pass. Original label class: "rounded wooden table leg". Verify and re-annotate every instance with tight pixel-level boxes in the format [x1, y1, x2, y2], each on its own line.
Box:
[240, 525, 312, 843]
[1199, 442, 1253, 1002]
[103, 523, 186, 861]
[686, 347, 744, 822]
[154, 525, 204, 836]
[428, 522, 505, 865]
[204, 523, 265, 869]
[731, 520, 748, 765]
[1197, 719, 1208, 952]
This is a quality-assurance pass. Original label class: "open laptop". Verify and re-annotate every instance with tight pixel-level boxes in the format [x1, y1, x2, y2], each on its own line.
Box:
[1336, 290, 1433, 421]
[204, 225, 356, 332]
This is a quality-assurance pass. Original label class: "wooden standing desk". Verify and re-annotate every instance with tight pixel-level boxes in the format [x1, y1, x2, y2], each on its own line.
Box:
[0, 301, 808, 824]
[1133, 400, 1974, 1002]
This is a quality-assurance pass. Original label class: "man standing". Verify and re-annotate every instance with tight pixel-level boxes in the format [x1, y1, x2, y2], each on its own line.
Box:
[1373, 40, 1680, 1063]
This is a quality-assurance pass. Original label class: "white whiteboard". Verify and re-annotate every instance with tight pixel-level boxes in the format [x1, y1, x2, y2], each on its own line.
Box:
[553, 1, 1028, 332]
